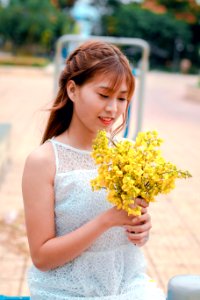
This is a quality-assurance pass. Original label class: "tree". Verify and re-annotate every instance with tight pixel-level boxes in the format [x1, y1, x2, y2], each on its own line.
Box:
[142, 0, 200, 69]
[143, 0, 200, 23]
[52, 0, 77, 9]
[0, 0, 75, 55]
[100, 2, 193, 70]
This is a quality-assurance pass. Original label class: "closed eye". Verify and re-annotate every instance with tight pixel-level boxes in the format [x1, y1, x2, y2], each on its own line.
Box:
[99, 93, 109, 99]
[118, 98, 127, 102]
[98, 93, 127, 101]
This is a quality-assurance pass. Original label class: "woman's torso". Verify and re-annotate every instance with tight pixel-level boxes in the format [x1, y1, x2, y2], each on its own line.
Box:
[28, 139, 165, 300]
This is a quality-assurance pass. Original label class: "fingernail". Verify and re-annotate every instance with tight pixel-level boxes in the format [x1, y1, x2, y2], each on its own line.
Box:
[132, 218, 138, 223]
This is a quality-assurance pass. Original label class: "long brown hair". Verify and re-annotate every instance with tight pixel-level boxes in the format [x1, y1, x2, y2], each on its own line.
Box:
[41, 40, 135, 143]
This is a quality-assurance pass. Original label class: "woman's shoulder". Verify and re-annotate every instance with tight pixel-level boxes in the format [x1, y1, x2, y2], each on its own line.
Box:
[23, 141, 55, 178]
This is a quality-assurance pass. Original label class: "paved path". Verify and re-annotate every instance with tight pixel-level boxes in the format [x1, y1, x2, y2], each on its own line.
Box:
[0, 66, 199, 296]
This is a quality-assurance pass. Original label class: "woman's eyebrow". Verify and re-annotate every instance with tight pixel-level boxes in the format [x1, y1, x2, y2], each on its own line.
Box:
[98, 86, 128, 93]
[119, 91, 128, 94]
[98, 86, 112, 90]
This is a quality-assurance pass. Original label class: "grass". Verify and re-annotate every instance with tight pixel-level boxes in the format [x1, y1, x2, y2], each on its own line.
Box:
[0, 55, 50, 67]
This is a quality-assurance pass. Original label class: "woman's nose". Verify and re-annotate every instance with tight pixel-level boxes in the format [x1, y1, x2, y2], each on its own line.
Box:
[105, 99, 117, 112]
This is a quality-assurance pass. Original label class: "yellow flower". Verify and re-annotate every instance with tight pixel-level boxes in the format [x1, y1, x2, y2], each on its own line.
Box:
[90, 130, 192, 216]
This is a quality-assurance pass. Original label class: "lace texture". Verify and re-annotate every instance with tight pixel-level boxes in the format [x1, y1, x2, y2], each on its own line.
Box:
[52, 141, 95, 173]
[28, 139, 166, 300]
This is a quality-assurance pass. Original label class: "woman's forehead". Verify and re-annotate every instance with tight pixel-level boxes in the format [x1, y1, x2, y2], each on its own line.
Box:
[91, 74, 128, 92]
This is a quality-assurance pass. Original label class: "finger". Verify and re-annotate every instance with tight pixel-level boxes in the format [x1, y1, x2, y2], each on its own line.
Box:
[141, 207, 148, 214]
[132, 213, 151, 225]
[128, 201, 148, 217]
[127, 232, 149, 243]
[124, 219, 151, 232]
[134, 235, 149, 247]
[135, 198, 149, 208]
[127, 231, 147, 240]
[125, 222, 152, 234]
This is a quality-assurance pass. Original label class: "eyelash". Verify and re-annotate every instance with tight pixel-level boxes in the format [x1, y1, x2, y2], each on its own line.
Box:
[99, 94, 127, 102]
[99, 94, 109, 99]
[118, 98, 127, 102]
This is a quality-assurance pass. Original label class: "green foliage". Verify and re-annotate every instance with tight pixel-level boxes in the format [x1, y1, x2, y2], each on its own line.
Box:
[57, 0, 76, 9]
[0, 55, 50, 67]
[157, 0, 200, 16]
[157, 0, 191, 12]
[0, 0, 74, 55]
[100, 3, 196, 71]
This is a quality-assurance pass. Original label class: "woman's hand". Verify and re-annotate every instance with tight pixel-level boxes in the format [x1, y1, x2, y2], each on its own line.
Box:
[124, 207, 151, 247]
[104, 197, 151, 246]
[124, 198, 152, 247]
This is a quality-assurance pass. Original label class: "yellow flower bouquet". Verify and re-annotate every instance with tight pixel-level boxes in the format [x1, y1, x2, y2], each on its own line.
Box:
[91, 130, 191, 216]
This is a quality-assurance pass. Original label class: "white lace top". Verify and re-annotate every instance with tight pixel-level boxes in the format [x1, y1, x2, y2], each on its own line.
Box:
[28, 139, 165, 300]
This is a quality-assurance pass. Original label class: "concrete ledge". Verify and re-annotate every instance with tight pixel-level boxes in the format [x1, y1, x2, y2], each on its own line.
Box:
[167, 274, 200, 300]
[0, 123, 11, 183]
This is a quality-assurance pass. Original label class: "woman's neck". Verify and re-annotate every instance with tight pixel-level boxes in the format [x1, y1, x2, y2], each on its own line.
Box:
[59, 120, 98, 151]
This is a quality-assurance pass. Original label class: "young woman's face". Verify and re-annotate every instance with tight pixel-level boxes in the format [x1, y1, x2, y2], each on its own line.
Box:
[68, 74, 129, 135]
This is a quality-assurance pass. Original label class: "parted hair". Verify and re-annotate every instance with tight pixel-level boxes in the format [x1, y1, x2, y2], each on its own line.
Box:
[41, 40, 135, 143]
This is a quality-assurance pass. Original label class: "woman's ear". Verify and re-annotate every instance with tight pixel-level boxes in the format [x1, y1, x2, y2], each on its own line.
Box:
[66, 80, 77, 102]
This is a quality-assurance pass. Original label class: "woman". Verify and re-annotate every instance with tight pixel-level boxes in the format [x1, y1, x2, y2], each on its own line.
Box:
[22, 40, 165, 299]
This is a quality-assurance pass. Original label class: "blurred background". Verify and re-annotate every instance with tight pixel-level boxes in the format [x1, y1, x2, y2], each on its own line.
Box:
[0, 0, 200, 297]
[0, 0, 200, 73]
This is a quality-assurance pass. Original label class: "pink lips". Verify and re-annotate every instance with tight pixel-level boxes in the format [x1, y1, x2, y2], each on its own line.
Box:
[99, 117, 114, 126]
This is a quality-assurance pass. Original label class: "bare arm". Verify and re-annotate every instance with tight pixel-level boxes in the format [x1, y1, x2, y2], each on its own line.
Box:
[22, 143, 143, 271]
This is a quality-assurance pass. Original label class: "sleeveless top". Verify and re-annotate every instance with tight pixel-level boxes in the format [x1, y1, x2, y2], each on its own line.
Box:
[28, 139, 166, 300]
